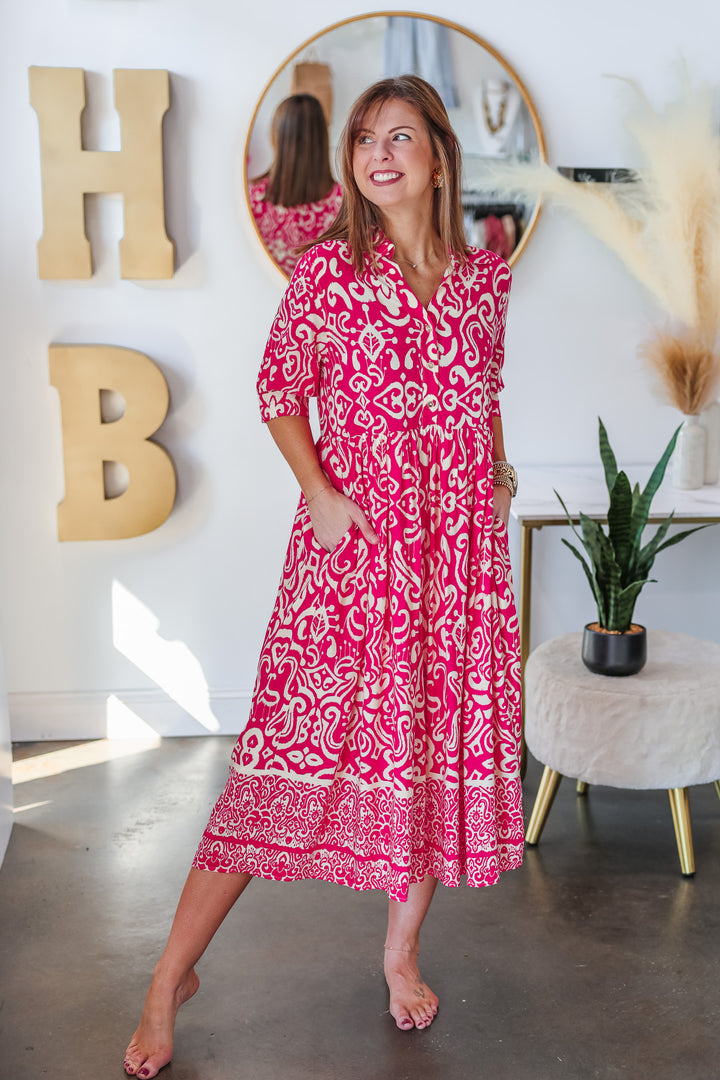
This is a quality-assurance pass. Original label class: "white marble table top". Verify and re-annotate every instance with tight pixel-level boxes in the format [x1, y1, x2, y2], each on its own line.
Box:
[511, 464, 720, 524]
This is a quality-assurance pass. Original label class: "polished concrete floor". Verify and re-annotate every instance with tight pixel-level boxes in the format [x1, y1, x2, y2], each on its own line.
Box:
[1, 737, 719, 1080]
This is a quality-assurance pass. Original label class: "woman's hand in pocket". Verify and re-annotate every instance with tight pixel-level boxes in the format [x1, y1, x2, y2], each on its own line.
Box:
[492, 483, 512, 528]
[308, 487, 379, 552]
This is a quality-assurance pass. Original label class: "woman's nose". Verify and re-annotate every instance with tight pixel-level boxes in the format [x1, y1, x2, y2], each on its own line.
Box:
[375, 138, 393, 162]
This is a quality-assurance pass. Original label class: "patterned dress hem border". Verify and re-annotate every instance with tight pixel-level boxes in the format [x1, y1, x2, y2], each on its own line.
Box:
[192, 834, 525, 903]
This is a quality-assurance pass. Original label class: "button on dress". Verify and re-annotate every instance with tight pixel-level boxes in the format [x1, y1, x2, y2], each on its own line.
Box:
[193, 235, 523, 902]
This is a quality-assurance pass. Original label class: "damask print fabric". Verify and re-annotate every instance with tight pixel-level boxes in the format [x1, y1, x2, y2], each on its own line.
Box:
[249, 178, 343, 277]
[193, 235, 524, 902]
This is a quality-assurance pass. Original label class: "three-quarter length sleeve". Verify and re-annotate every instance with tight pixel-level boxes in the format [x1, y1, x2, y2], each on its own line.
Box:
[489, 259, 512, 418]
[257, 254, 322, 423]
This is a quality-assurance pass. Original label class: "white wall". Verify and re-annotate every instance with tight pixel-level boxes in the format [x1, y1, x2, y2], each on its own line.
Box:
[1, 0, 719, 740]
[0, 642, 12, 865]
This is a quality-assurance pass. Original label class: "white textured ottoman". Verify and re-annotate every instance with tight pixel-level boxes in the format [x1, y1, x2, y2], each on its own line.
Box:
[524, 631, 720, 875]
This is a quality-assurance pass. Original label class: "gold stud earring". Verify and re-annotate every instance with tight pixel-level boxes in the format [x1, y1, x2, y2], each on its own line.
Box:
[431, 168, 444, 189]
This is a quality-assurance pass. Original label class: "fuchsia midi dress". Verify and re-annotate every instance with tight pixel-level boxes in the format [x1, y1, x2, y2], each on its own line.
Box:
[193, 234, 524, 902]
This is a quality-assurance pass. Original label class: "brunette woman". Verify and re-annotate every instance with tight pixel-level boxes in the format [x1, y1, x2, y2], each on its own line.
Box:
[249, 93, 343, 276]
[124, 75, 522, 1079]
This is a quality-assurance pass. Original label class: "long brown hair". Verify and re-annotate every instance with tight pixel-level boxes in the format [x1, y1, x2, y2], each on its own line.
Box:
[315, 75, 469, 273]
[256, 94, 335, 207]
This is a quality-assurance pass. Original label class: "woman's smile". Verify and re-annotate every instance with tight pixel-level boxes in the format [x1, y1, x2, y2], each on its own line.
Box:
[370, 170, 404, 186]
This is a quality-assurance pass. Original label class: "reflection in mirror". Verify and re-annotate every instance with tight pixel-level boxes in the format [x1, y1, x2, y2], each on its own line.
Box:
[245, 13, 545, 277]
[248, 94, 343, 277]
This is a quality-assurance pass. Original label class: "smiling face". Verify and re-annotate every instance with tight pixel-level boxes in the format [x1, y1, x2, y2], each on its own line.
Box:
[352, 99, 440, 218]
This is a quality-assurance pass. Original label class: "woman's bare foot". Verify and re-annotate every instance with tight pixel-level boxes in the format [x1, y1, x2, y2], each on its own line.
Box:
[384, 947, 439, 1030]
[123, 966, 200, 1078]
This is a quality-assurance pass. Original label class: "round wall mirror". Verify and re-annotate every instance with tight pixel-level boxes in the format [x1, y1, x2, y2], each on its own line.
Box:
[245, 12, 546, 278]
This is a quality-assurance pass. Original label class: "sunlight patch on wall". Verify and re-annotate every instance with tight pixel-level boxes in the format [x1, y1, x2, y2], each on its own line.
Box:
[112, 580, 221, 732]
[106, 693, 160, 739]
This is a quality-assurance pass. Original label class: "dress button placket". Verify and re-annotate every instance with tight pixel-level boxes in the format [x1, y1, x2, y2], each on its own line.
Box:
[423, 312, 441, 419]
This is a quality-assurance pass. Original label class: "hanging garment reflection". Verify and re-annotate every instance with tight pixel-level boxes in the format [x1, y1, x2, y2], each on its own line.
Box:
[248, 94, 343, 277]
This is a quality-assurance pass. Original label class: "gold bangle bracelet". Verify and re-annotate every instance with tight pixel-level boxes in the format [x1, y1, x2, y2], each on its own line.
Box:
[492, 461, 518, 497]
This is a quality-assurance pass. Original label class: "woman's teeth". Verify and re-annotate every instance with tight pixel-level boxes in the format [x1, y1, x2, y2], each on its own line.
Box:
[372, 172, 402, 182]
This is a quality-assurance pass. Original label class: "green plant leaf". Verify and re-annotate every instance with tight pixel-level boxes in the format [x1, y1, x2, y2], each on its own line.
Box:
[655, 523, 714, 555]
[635, 511, 676, 581]
[579, 513, 622, 626]
[629, 425, 682, 564]
[607, 471, 633, 581]
[554, 488, 585, 548]
[561, 537, 606, 625]
[631, 481, 641, 514]
[613, 579, 652, 632]
[598, 417, 618, 496]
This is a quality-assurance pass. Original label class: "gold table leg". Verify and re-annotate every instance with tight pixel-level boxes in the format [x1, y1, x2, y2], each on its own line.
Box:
[668, 787, 695, 877]
[525, 765, 562, 845]
[576, 780, 589, 796]
[714, 780, 720, 802]
[519, 522, 534, 780]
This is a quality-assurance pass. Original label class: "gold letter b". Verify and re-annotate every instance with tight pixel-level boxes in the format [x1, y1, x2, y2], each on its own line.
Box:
[49, 345, 177, 541]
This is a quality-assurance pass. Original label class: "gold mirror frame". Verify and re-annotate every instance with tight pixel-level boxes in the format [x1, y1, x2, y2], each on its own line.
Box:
[244, 11, 546, 278]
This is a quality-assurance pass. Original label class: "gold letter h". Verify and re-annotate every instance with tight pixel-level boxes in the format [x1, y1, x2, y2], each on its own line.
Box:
[29, 67, 174, 280]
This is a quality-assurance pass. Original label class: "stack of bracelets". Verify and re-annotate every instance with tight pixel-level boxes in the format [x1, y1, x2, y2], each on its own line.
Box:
[493, 460, 518, 497]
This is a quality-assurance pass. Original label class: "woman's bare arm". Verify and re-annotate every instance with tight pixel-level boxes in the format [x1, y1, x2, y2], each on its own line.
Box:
[491, 414, 512, 526]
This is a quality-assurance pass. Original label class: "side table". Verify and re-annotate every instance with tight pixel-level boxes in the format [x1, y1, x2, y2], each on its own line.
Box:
[523, 631, 720, 876]
[511, 465, 720, 776]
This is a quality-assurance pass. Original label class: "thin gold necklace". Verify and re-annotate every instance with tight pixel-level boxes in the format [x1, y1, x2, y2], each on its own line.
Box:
[395, 252, 433, 271]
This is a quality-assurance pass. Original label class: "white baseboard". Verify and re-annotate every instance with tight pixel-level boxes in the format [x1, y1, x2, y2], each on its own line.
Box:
[9, 688, 253, 741]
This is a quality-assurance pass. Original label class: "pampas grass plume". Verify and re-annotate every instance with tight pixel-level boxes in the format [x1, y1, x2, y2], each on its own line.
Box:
[487, 71, 720, 340]
[639, 329, 720, 415]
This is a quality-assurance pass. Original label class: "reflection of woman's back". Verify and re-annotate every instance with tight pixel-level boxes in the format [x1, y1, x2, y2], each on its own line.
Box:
[249, 94, 343, 276]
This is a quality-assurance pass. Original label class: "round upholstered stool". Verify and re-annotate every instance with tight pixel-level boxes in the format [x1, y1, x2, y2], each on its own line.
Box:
[524, 630, 720, 876]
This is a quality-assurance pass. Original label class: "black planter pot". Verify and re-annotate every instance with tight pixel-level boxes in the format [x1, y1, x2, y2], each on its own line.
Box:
[581, 623, 647, 676]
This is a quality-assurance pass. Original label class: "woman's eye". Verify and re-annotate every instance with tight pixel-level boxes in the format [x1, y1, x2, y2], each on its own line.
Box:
[393, 132, 410, 141]
[357, 135, 373, 145]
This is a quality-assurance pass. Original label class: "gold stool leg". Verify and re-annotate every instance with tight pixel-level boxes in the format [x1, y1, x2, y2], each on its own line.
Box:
[525, 766, 563, 845]
[576, 780, 589, 796]
[714, 780, 720, 802]
[668, 788, 695, 877]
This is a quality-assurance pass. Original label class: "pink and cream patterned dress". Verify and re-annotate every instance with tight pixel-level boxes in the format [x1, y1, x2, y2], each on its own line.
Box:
[249, 177, 343, 277]
[193, 234, 523, 902]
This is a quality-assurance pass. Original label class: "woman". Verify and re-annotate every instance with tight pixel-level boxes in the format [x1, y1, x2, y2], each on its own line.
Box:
[124, 75, 522, 1079]
[249, 93, 343, 276]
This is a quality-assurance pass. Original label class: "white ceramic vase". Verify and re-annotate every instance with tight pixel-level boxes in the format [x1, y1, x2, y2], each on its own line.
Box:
[672, 414, 706, 489]
[699, 400, 720, 485]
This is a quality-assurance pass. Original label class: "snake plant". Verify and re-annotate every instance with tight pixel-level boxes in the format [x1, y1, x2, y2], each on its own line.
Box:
[555, 419, 710, 633]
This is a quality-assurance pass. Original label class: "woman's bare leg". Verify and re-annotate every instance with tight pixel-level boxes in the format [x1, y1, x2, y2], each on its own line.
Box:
[124, 868, 252, 1079]
[384, 875, 439, 1030]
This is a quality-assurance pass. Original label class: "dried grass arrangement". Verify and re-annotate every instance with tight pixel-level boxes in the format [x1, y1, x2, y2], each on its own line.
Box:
[488, 72, 720, 413]
[638, 330, 718, 415]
